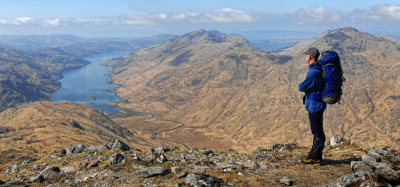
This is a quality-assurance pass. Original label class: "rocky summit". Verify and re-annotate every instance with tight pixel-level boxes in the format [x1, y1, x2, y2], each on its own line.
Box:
[3, 138, 398, 186]
[103, 27, 400, 152]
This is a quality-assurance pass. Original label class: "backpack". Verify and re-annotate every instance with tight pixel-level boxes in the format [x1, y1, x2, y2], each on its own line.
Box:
[318, 51, 345, 104]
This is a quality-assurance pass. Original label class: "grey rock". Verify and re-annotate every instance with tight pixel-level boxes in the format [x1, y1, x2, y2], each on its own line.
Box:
[203, 149, 216, 156]
[341, 171, 378, 186]
[110, 154, 124, 165]
[66, 144, 85, 155]
[75, 144, 86, 153]
[66, 145, 75, 155]
[185, 173, 226, 187]
[65, 179, 82, 185]
[133, 153, 141, 160]
[280, 176, 294, 186]
[30, 175, 44, 183]
[42, 165, 61, 173]
[375, 163, 400, 184]
[87, 145, 108, 151]
[156, 154, 168, 163]
[106, 139, 130, 151]
[11, 164, 20, 172]
[350, 161, 373, 173]
[329, 137, 344, 146]
[141, 167, 171, 178]
[173, 183, 181, 187]
[154, 147, 165, 155]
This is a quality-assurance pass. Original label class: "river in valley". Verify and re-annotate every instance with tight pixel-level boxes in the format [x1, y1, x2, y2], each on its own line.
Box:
[50, 51, 131, 115]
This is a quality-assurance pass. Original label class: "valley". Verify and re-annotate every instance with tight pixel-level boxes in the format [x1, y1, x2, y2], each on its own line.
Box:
[0, 28, 399, 186]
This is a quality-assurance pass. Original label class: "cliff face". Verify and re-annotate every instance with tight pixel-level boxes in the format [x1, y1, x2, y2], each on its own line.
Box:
[104, 28, 400, 152]
[0, 46, 89, 111]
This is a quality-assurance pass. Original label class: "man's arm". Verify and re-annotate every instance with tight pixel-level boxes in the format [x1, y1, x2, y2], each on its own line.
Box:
[299, 70, 318, 92]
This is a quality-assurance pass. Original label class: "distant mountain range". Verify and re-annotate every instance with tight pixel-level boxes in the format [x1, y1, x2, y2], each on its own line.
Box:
[0, 34, 175, 52]
[103, 27, 400, 152]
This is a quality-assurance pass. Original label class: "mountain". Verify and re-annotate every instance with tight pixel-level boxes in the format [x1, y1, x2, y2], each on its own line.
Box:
[0, 101, 147, 170]
[0, 34, 176, 56]
[0, 35, 85, 49]
[0, 45, 89, 111]
[104, 28, 400, 152]
[56, 35, 175, 57]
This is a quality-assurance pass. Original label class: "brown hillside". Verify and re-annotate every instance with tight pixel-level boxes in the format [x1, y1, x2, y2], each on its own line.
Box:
[0, 101, 149, 170]
[104, 28, 400, 152]
[0, 46, 89, 111]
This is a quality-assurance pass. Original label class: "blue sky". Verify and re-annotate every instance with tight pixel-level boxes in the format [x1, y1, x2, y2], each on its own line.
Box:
[1, 0, 400, 38]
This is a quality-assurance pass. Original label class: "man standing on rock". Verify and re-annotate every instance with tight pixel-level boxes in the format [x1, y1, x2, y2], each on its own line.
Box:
[299, 47, 326, 165]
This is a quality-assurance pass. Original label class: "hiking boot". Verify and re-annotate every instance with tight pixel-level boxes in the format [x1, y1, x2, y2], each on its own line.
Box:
[302, 156, 322, 166]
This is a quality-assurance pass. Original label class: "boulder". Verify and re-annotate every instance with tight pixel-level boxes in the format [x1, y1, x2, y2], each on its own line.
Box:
[110, 154, 124, 165]
[156, 154, 168, 164]
[329, 137, 344, 146]
[106, 139, 130, 151]
[42, 165, 61, 173]
[66, 144, 85, 155]
[30, 175, 44, 183]
[141, 167, 171, 178]
[185, 173, 226, 187]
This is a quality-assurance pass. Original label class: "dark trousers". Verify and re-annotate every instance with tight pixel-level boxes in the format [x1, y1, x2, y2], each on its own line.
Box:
[308, 110, 325, 160]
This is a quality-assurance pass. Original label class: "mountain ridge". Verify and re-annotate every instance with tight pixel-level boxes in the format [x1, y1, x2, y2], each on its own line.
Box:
[104, 27, 400, 152]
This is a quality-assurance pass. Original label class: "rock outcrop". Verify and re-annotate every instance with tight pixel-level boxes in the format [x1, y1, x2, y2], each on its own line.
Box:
[0, 139, 374, 186]
[326, 147, 400, 186]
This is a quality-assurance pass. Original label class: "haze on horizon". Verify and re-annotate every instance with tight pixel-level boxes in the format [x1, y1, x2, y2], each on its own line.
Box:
[1, 0, 400, 38]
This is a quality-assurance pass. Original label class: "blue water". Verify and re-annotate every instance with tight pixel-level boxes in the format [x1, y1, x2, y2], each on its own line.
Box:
[50, 51, 131, 115]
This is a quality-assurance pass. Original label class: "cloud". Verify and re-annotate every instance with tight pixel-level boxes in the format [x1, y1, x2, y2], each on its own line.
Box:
[295, 6, 343, 25]
[0, 17, 34, 25]
[45, 19, 60, 26]
[372, 4, 400, 20]
[198, 8, 256, 23]
[15, 17, 33, 24]
[120, 8, 256, 25]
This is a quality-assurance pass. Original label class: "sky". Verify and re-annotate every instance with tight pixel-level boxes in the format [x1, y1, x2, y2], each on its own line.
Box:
[1, 0, 400, 38]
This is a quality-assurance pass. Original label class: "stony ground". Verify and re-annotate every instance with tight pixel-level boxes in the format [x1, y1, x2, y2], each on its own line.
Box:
[5, 138, 398, 186]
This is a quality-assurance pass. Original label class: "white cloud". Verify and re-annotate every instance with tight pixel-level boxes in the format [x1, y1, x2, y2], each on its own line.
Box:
[120, 8, 256, 25]
[200, 8, 256, 23]
[46, 18, 60, 26]
[15, 17, 33, 25]
[0, 19, 8, 24]
[295, 6, 343, 25]
[373, 5, 400, 20]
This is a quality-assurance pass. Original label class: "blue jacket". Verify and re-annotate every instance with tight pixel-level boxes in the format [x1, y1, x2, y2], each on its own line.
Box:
[298, 61, 326, 112]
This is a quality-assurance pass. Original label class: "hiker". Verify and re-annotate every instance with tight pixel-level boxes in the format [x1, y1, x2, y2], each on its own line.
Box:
[298, 47, 326, 165]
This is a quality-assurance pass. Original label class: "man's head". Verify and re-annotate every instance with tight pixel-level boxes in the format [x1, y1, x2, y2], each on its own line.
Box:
[305, 47, 320, 64]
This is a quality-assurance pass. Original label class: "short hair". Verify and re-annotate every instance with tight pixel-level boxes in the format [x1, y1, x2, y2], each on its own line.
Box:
[306, 47, 320, 60]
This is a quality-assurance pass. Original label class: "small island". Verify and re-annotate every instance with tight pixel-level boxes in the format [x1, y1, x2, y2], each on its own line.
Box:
[87, 96, 96, 100]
